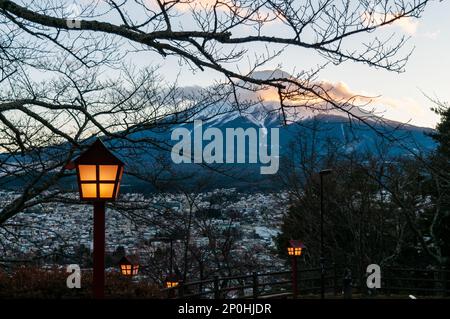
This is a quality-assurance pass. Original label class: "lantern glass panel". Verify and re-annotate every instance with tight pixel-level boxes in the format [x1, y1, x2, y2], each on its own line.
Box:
[121, 264, 132, 275]
[79, 165, 96, 181]
[81, 183, 97, 198]
[166, 281, 178, 288]
[99, 165, 118, 181]
[99, 183, 115, 198]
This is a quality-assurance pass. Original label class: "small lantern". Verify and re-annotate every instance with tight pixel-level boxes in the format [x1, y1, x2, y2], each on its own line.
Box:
[287, 240, 305, 256]
[73, 139, 124, 201]
[165, 274, 179, 288]
[119, 256, 139, 276]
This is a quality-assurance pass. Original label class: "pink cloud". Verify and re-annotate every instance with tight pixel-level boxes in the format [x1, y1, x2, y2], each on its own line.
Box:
[361, 12, 419, 35]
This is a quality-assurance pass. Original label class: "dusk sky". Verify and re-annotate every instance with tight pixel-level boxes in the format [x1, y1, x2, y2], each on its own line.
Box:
[11, 0, 450, 129]
[141, 0, 449, 128]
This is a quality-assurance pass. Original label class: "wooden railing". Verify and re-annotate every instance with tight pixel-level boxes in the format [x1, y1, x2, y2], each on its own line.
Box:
[161, 265, 450, 299]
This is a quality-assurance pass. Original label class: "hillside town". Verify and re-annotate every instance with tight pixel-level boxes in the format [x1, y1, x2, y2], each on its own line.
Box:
[0, 189, 290, 270]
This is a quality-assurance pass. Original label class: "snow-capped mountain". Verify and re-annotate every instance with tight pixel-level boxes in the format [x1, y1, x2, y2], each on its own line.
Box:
[0, 70, 437, 191]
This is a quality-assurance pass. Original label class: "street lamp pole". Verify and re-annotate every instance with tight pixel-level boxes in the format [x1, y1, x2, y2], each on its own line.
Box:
[154, 237, 180, 294]
[287, 240, 305, 299]
[319, 169, 332, 300]
[291, 255, 298, 298]
[151, 236, 181, 290]
[93, 202, 106, 299]
[67, 138, 125, 299]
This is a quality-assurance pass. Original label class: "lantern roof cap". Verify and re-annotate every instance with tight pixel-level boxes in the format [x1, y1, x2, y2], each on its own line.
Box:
[74, 138, 124, 165]
[165, 273, 179, 281]
[119, 255, 139, 265]
[289, 240, 306, 249]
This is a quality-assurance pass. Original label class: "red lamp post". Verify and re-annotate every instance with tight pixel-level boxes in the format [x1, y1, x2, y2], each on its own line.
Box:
[67, 138, 124, 299]
[287, 240, 305, 299]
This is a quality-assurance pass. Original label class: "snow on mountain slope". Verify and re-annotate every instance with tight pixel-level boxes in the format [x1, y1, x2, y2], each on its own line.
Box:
[190, 69, 384, 130]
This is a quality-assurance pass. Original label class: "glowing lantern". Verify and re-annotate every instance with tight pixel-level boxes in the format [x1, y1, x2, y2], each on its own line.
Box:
[287, 240, 305, 257]
[287, 240, 305, 298]
[119, 256, 140, 277]
[73, 139, 124, 201]
[165, 274, 179, 288]
[65, 138, 126, 298]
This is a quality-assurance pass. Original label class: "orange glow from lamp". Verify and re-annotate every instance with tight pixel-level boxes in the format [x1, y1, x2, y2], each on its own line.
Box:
[287, 240, 305, 256]
[119, 256, 140, 277]
[73, 139, 124, 201]
[165, 274, 179, 288]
